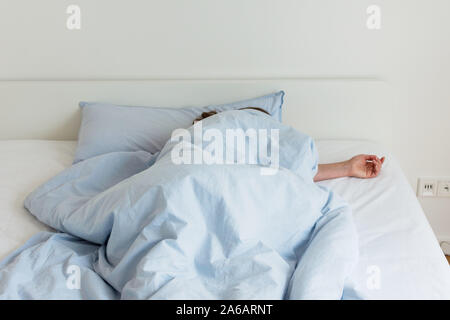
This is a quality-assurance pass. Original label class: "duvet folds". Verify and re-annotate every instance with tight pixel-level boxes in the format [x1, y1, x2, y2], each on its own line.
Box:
[0, 110, 358, 299]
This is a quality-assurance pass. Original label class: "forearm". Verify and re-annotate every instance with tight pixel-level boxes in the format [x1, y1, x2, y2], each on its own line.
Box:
[314, 161, 352, 182]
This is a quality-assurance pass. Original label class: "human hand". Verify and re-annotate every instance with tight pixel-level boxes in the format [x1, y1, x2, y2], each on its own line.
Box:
[347, 154, 385, 179]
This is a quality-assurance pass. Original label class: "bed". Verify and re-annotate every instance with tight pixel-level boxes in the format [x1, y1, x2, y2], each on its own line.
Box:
[1, 139, 448, 299]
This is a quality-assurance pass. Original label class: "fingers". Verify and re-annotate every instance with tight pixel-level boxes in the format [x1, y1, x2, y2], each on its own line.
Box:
[363, 155, 385, 178]
[369, 161, 378, 177]
[361, 154, 386, 163]
[363, 154, 386, 165]
[366, 162, 374, 178]
[363, 154, 378, 161]
[372, 157, 384, 177]
[356, 154, 386, 179]
[374, 159, 381, 176]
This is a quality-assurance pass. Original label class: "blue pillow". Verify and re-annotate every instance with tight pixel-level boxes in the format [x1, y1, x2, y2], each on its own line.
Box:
[74, 91, 285, 163]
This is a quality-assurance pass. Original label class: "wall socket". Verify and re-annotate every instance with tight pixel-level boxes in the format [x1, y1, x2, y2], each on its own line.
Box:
[437, 180, 450, 197]
[418, 178, 450, 197]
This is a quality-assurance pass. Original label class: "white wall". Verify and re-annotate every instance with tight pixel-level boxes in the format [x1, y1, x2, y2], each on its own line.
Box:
[0, 0, 449, 240]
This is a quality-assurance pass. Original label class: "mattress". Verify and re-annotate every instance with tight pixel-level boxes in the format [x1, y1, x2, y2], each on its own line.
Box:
[0, 139, 449, 299]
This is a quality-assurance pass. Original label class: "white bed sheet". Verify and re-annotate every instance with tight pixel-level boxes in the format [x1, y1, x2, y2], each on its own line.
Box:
[0, 140, 76, 260]
[0, 139, 449, 299]
[317, 140, 450, 299]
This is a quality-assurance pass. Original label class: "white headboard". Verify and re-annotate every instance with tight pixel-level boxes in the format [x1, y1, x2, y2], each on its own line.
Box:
[0, 78, 391, 148]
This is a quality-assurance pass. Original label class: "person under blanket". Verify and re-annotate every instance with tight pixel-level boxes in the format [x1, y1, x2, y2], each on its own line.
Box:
[1, 104, 365, 299]
[193, 107, 385, 182]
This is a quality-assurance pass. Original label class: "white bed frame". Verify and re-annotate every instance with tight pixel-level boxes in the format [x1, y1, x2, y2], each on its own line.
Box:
[0, 78, 391, 148]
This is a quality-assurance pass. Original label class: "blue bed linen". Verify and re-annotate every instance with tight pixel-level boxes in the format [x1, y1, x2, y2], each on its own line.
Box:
[75, 91, 284, 163]
[0, 110, 357, 299]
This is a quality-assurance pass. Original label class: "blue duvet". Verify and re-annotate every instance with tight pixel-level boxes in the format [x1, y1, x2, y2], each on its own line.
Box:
[0, 110, 358, 299]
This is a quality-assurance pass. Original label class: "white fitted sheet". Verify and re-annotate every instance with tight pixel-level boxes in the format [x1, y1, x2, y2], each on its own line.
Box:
[0, 139, 449, 299]
[0, 140, 76, 260]
[316, 140, 450, 299]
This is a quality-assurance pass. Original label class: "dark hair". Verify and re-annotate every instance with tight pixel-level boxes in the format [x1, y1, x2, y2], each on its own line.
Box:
[193, 107, 269, 124]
